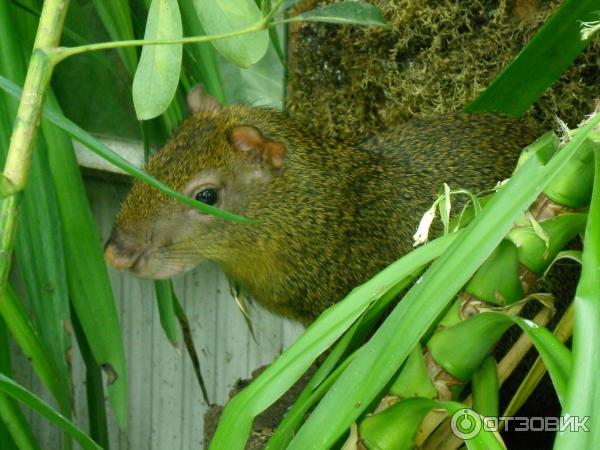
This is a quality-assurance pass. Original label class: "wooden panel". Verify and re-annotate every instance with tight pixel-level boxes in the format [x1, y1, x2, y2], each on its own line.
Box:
[9, 175, 303, 449]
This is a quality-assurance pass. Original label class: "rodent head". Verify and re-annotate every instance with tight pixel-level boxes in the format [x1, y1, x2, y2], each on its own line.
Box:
[105, 87, 290, 279]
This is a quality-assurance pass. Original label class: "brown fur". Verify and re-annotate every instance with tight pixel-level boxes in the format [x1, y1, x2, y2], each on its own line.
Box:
[113, 108, 539, 325]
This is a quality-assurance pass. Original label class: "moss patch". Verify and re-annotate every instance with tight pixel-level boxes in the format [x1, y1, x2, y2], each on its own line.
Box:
[286, 0, 600, 140]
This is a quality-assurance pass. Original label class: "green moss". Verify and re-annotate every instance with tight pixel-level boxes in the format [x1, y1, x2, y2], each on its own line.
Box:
[287, 0, 600, 140]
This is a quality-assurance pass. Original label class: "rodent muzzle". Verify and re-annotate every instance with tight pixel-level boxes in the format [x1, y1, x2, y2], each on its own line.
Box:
[104, 229, 195, 279]
[104, 232, 142, 272]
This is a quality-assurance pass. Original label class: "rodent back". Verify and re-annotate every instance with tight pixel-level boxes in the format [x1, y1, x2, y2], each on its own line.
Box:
[108, 107, 538, 323]
[361, 113, 540, 244]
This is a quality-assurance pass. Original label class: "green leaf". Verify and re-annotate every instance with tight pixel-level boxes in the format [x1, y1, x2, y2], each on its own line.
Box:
[71, 310, 110, 449]
[287, 1, 389, 27]
[554, 143, 600, 450]
[179, 0, 226, 104]
[428, 312, 511, 382]
[440, 403, 506, 450]
[10, 134, 72, 412]
[465, 239, 523, 305]
[0, 2, 128, 428]
[0, 118, 73, 415]
[265, 353, 357, 450]
[192, 0, 269, 68]
[0, 286, 70, 431]
[544, 136, 595, 207]
[466, 0, 599, 115]
[0, 392, 36, 450]
[218, 36, 284, 107]
[543, 249, 583, 278]
[508, 213, 587, 274]
[0, 316, 39, 450]
[155, 280, 179, 347]
[286, 116, 599, 449]
[255, 0, 285, 64]
[266, 272, 422, 450]
[90, 0, 138, 74]
[359, 399, 505, 450]
[472, 356, 499, 418]
[503, 303, 574, 418]
[429, 311, 571, 403]
[0, 75, 253, 224]
[91, 0, 185, 139]
[0, 374, 102, 450]
[0, 1, 72, 417]
[133, 0, 183, 120]
[39, 90, 129, 429]
[390, 345, 437, 400]
[0, 33, 74, 417]
[359, 398, 440, 450]
[210, 233, 458, 449]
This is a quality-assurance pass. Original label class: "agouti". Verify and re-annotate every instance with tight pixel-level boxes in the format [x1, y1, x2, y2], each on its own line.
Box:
[104, 89, 538, 325]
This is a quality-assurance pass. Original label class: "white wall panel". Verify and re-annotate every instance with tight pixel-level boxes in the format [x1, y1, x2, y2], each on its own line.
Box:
[9, 175, 303, 449]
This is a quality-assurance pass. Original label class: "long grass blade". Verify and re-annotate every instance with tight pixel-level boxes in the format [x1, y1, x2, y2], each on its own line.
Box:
[503, 303, 574, 418]
[155, 280, 179, 347]
[0, 393, 36, 450]
[0, 316, 39, 450]
[0, 7, 73, 422]
[39, 89, 129, 429]
[553, 138, 600, 449]
[0, 75, 252, 224]
[0, 285, 70, 422]
[210, 232, 459, 449]
[91, 0, 185, 138]
[285, 117, 599, 449]
[179, 0, 226, 103]
[1, 2, 129, 426]
[0, 374, 102, 450]
[0, 0, 72, 415]
[266, 274, 421, 449]
[90, 0, 138, 74]
[466, 0, 599, 115]
[71, 309, 110, 449]
[472, 356, 499, 418]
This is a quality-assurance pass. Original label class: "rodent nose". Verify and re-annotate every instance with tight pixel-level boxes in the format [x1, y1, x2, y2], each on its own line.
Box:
[104, 234, 139, 271]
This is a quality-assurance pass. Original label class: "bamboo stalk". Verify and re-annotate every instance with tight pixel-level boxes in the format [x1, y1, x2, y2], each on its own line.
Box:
[421, 307, 554, 450]
[0, 0, 70, 294]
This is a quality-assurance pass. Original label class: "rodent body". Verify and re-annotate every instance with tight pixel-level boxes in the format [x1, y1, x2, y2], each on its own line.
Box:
[105, 99, 538, 325]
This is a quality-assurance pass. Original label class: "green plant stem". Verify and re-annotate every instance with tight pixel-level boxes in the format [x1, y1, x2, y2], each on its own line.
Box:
[51, 0, 288, 65]
[0, 0, 69, 331]
[2, 2, 67, 187]
[52, 22, 268, 63]
[264, 0, 287, 23]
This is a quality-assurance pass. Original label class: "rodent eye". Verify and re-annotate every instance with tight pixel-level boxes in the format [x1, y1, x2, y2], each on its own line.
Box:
[195, 188, 219, 206]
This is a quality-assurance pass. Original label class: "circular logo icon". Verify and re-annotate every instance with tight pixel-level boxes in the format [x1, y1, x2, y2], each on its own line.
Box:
[451, 408, 482, 440]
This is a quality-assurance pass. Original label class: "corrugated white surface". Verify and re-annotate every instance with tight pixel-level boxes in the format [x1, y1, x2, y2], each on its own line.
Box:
[9, 175, 304, 449]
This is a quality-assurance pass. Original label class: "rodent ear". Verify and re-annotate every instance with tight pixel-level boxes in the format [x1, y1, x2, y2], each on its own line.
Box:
[187, 85, 221, 114]
[230, 125, 286, 170]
